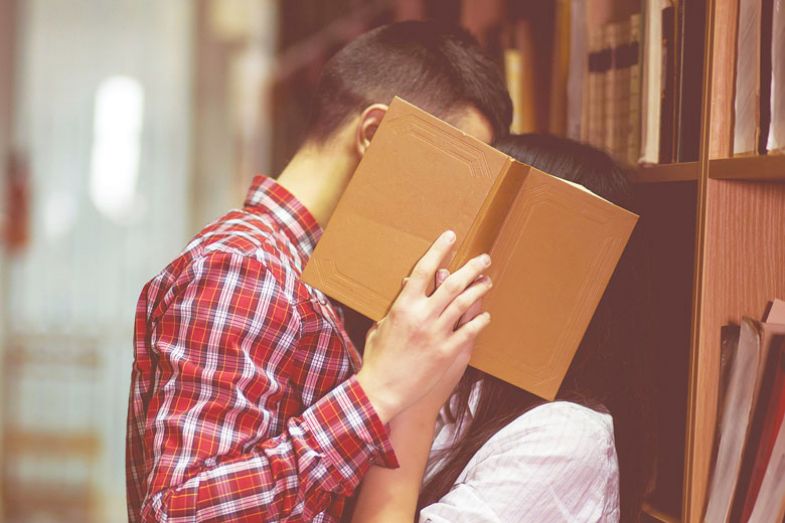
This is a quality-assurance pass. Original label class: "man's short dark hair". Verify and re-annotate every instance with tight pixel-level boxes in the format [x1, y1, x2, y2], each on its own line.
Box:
[306, 21, 513, 143]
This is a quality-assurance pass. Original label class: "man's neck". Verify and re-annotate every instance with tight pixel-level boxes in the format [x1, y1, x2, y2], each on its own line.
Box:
[276, 140, 357, 229]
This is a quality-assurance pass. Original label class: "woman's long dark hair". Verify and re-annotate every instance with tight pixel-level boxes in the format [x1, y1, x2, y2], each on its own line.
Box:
[417, 134, 655, 522]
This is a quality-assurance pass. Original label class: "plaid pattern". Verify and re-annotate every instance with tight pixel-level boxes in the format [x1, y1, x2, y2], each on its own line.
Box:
[126, 176, 397, 522]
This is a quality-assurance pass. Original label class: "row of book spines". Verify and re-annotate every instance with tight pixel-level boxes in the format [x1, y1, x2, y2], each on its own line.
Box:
[583, 13, 642, 167]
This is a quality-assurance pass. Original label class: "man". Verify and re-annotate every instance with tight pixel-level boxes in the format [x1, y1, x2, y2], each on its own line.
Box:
[126, 20, 512, 522]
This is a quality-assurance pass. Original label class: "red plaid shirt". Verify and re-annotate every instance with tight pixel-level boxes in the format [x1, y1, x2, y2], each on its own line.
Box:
[126, 176, 397, 522]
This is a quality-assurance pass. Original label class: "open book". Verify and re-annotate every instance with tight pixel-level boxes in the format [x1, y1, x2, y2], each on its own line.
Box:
[302, 97, 638, 400]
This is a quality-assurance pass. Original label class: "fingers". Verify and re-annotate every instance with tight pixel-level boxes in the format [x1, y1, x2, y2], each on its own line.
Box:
[430, 253, 491, 311]
[448, 311, 491, 350]
[459, 280, 488, 325]
[402, 231, 457, 296]
[435, 268, 449, 289]
[439, 275, 492, 330]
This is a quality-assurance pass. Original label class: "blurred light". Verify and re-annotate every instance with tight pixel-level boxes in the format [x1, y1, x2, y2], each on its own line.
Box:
[43, 192, 77, 239]
[89, 76, 144, 223]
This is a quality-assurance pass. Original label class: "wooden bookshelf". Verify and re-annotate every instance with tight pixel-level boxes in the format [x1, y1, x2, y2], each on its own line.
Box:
[682, 0, 785, 520]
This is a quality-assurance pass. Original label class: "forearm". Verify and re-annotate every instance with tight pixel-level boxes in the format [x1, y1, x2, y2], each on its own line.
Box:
[140, 377, 396, 522]
[351, 409, 438, 523]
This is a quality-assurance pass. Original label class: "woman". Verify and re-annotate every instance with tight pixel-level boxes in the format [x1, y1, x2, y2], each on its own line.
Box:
[350, 134, 655, 522]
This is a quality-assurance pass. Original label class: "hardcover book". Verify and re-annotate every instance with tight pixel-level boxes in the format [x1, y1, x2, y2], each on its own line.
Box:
[302, 97, 638, 400]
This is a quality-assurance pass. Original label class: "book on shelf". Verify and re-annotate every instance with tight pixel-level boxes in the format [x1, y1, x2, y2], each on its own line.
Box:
[758, 0, 775, 155]
[571, 0, 714, 166]
[614, 18, 633, 163]
[740, 338, 785, 519]
[504, 19, 538, 134]
[717, 324, 741, 416]
[566, 0, 587, 141]
[627, 13, 642, 166]
[302, 97, 638, 400]
[768, 0, 785, 153]
[734, 0, 764, 156]
[586, 27, 609, 149]
[639, 0, 668, 164]
[548, 0, 571, 136]
[603, 21, 621, 160]
[675, 0, 706, 162]
[705, 299, 785, 521]
[580, 12, 641, 165]
[658, 2, 677, 164]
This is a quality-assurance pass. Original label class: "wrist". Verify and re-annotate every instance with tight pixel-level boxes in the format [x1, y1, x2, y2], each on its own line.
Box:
[392, 405, 440, 433]
[355, 369, 401, 424]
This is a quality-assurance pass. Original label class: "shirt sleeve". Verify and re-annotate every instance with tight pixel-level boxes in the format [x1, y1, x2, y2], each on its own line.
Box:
[137, 251, 397, 522]
[419, 402, 620, 523]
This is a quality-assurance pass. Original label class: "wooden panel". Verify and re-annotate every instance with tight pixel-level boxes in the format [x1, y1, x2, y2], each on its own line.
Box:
[684, 0, 720, 518]
[709, 155, 785, 181]
[642, 502, 681, 523]
[633, 162, 700, 183]
[687, 179, 785, 520]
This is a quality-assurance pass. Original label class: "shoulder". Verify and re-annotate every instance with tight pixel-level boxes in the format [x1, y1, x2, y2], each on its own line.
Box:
[421, 402, 620, 522]
[195, 209, 292, 266]
[481, 401, 617, 470]
[173, 209, 305, 295]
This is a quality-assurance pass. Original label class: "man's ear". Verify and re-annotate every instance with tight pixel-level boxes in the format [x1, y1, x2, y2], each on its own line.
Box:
[355, 103, 388, 157]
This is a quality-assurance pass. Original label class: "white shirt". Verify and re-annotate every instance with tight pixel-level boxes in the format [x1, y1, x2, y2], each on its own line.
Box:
[420, 387, 620, 523]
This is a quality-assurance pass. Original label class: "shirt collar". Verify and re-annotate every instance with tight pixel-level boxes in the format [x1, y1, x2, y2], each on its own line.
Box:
[244, 175, 323, 258]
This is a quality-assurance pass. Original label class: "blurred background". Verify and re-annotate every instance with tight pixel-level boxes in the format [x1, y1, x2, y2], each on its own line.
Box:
[0, 1, 649, 522]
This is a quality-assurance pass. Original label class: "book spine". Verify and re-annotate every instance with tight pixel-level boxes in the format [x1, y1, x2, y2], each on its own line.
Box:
[769, 0, 785, 153]
[603, 22, 619, 156]
[505, 47, 525, 134]
[567, 0, 588, 141]
[734, 0, 763, 156]
[759, 0, 775, 154]
[658, 4, 676, 163]
[640, 0, 664, 164]
[615, 18, 632, 164]
[628, 13, 643, 166]
[449, 159, 527, 272]
[587, 29, 607, 148]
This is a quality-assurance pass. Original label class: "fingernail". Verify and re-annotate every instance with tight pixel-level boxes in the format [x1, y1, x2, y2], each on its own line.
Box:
[443, 230, 456, 243]
[479, 254, 491, 267]
[437, 268, 449, 282]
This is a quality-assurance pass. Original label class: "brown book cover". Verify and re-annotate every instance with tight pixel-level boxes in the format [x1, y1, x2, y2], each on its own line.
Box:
[302, 97, 638, 400]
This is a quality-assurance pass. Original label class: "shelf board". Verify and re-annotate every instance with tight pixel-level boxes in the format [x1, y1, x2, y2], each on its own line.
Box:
[633, 162, 699, 183]
[709, 155, 785, 181]
[642, 502, 681, 523]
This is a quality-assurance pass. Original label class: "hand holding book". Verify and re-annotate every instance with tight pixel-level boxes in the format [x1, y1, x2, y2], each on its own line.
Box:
[305, 98, 637, 400]
[356, 230, 493, 424]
